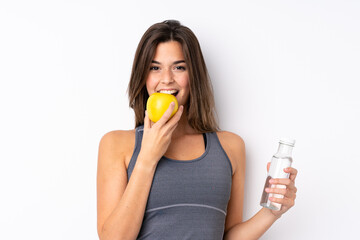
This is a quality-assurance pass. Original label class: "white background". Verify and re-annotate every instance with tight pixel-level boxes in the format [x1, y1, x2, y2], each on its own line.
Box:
[1, 0, 359, 239]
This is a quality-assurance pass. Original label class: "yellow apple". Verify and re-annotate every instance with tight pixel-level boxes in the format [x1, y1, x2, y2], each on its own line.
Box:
[146, 93, 178, 122]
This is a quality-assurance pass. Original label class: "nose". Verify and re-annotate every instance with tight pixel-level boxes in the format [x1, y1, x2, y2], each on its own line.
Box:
[160, 68, 174, 84]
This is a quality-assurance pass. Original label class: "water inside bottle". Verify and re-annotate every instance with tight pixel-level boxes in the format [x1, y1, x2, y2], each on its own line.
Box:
[260, 141, 294, 211]
[260, 176, 283, 211]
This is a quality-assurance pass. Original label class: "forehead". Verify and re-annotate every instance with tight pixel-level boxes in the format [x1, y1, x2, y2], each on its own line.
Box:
[153, 41, 184, 61]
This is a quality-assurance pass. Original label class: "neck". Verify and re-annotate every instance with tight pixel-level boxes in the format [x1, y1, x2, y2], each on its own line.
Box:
[171, 109, 197, 138]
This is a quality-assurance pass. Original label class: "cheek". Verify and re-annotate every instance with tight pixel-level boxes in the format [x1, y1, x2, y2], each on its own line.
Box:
[176, 72, 189, 88]
[180, 76, 190, 92]
[146, 76, 157, 94]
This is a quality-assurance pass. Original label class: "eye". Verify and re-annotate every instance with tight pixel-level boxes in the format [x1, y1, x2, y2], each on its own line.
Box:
[150, 66, 159, 71]
[174, 66, 186, 71]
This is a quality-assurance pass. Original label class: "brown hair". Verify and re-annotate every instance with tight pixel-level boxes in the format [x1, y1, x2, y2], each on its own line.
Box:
[127, 20, 219, 132]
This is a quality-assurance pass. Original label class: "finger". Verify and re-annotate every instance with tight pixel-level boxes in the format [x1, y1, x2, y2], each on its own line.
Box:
[265, 187, 287, 196]
[144, 110, 151, 129]
[267, 162, 271, 172]
[283, 182, 297, 193]
[165, 106, 183, 135]
[269, 196, 295, 208]
[167, 105, 183, 127]
[291, 186, 298, 194]
[266, 187, 296, 198]
[270, 178, 291, 186]
[156, 102, 176, 126]
[284, 167, 298, 181]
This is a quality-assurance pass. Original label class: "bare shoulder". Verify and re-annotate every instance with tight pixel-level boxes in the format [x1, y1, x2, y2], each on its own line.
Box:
[217, 131, 246, 232]
[98, 129, 136, 168]
[97, 129, 136, 235]
[216, 131, 246, 174]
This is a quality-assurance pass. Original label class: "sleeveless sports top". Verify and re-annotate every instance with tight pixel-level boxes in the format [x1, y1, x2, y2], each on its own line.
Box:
[127, 125, 233, 240]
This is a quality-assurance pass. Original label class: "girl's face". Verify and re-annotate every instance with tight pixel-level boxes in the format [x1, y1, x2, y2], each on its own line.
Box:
[146, 41, 190, 107]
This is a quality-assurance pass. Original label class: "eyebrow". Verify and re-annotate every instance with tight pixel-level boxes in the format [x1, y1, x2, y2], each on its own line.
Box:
[151, 60, 186, 64]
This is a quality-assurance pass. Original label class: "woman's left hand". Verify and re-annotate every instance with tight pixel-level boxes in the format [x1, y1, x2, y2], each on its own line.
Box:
[265, 164, 298, 217]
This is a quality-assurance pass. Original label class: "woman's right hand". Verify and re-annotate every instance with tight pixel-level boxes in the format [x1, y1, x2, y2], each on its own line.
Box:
[138, 102, 184, 166]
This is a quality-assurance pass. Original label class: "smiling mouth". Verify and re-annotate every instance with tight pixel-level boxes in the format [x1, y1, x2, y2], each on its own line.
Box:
[158, 89, 179, 97]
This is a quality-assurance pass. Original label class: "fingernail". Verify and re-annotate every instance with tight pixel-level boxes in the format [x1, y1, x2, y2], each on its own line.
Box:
[265, 188, 270, 192]
[269, 179, 275, 184]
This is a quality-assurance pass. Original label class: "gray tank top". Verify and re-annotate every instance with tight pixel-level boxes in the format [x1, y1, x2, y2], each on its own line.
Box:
[127, 125, 233, 240]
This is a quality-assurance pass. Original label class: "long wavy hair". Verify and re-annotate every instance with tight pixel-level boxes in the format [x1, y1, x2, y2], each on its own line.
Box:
[127, 20, 219, 132]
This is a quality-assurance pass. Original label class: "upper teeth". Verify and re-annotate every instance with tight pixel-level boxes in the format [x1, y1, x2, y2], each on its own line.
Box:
[159, 90, 178, 94]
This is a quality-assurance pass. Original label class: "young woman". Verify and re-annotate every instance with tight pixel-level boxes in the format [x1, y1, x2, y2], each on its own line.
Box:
[97, 20, 298, 240]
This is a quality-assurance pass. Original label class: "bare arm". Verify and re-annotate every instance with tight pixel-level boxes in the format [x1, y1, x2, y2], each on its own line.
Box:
[97, 144, 157, 240]
[97, 103, 183, 240]
[220, 132, 298, 240]
[224, 167, 297, 240]
[224, 208, 280, 240]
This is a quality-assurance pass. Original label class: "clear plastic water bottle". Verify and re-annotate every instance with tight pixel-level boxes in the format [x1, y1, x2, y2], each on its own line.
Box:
[260, 138, 296, 211]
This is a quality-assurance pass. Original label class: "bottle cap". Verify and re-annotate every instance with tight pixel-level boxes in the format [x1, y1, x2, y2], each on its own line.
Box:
[279, 137, 296, 147]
